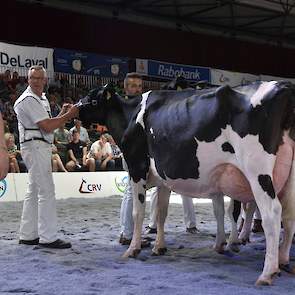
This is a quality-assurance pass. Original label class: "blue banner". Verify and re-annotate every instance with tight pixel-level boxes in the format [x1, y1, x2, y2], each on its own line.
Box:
[148, 60, 211, 82]
[54, 48, 128, 77]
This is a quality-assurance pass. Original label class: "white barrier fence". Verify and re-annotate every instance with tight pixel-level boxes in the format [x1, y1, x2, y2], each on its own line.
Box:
[0, 172, 128, 202]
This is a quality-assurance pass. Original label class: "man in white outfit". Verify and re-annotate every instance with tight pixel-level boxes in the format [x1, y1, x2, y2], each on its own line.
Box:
[14, 65, 78, 248]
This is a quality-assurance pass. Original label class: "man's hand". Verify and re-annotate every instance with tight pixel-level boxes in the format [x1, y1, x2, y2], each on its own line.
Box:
[65, 105, 79, 120]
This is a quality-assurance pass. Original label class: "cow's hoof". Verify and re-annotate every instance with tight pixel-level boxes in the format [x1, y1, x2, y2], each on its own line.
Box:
[255, 270, 280, 286]
[279, 263, 295, 274]
[241, 238, 250, 245]
[255, 278, 272, 286]
[227, 242, 240, 253]
[214, 242, 227, 254]
[122, 249, 141, 258]
[151, 247, 167, 256]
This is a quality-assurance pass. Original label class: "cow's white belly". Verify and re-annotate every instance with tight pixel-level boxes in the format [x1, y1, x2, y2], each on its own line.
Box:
[149, 125, 292, 203]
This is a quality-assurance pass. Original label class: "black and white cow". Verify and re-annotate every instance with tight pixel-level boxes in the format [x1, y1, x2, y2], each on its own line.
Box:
[117, 80, 295, 285]
[79, 81, 241, 253]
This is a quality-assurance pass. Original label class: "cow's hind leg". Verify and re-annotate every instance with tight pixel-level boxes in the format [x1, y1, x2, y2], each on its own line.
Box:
[152, 185, 170, 256]
[279, 160, 295, 274]
[123, 179, 146, 258]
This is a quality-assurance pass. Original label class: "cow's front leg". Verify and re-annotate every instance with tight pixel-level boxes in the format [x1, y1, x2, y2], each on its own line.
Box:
[123, 179, 146, 258]
[249, 177, 281, 286]
[152, 185, 170, 256]
[212, 194, 227, 253]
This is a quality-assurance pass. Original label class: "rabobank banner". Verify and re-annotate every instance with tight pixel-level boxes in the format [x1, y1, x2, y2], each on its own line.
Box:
[211, 68, 259, 87]
[136, 59, 211, 82]
[54, 48, 128, 77]
[0, 42, 54, 76]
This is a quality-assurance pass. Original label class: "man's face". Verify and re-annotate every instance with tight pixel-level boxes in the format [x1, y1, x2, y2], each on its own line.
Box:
[125, 78, 143, 96]
[73, 131, 80, 141]
[28, 69, 47, 95]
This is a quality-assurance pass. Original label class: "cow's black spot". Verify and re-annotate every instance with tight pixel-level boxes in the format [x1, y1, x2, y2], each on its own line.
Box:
[138, 194, 145, 204]
[258, 174, 275, 199]
[221, 142, 235, 154]
[233, 200, 241, 223]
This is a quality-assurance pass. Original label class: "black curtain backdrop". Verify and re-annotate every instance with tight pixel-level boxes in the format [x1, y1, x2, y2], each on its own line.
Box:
[2, 1, 294, 78]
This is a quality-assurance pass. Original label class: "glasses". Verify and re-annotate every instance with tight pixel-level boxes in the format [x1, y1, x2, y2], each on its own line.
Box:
[29, 76, 45, 81]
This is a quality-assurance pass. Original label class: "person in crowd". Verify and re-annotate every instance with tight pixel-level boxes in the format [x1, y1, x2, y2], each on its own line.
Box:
[0, 112, 9, 180]
[54, 123, 72, 164]
[15, 76, 28, 97]
[49, 94, 61, 118]
[8, 71, 20, 93]
[52, 143, 67, 172]
[14, 65, 78, 249]
[70, 118, 90, 146]
[4, 132, 21, 173]
[104, 133, 123, 170]
[3, 93, 18, 136]
[88, 133, 115, 171]
[87, 124, 101, 144]
[0, 72, 11, 102]
[66, 130, 95, 172]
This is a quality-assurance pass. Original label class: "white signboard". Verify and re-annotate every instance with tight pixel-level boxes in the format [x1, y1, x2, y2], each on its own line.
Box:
[211, 68, 259, 87]
[1, 172, 128, 202]
[136, 58, 148, 76]
[0, 42, 54, 77]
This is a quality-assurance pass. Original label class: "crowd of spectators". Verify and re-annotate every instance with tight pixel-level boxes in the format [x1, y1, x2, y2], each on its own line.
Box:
[0, 69, 124, 174]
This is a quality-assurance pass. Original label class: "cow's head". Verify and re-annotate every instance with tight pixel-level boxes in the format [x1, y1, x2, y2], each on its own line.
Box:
[77, 83, 117, 127]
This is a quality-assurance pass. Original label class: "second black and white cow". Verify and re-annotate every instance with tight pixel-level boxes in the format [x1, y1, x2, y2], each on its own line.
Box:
[119, 80, 295, 285]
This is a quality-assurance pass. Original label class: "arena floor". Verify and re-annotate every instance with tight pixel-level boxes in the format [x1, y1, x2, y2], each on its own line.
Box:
[0, 196, 294, 295]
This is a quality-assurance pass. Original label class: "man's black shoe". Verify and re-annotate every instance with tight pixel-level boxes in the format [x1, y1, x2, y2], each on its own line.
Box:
[39, 239, 72, 249]
[19, 238, 40, 245]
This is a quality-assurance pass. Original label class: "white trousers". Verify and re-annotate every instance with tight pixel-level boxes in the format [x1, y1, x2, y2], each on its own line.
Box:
[149, 189, 196, 229]
[119, 181, 197, 239]
[20, 140, 57, 243]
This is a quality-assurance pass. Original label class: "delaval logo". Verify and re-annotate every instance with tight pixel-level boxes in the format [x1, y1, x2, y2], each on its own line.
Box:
[0, 52, 48, 68]
[79, 178, 102, 194]
[157, 65, 200, 80]
[0, 179, 7, 199]
[115, 175, 128, 193]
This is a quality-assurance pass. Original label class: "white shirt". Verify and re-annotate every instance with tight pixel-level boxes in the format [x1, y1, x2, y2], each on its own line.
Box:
[14, 86, 53, 144]
[89, 140, 112, 159]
